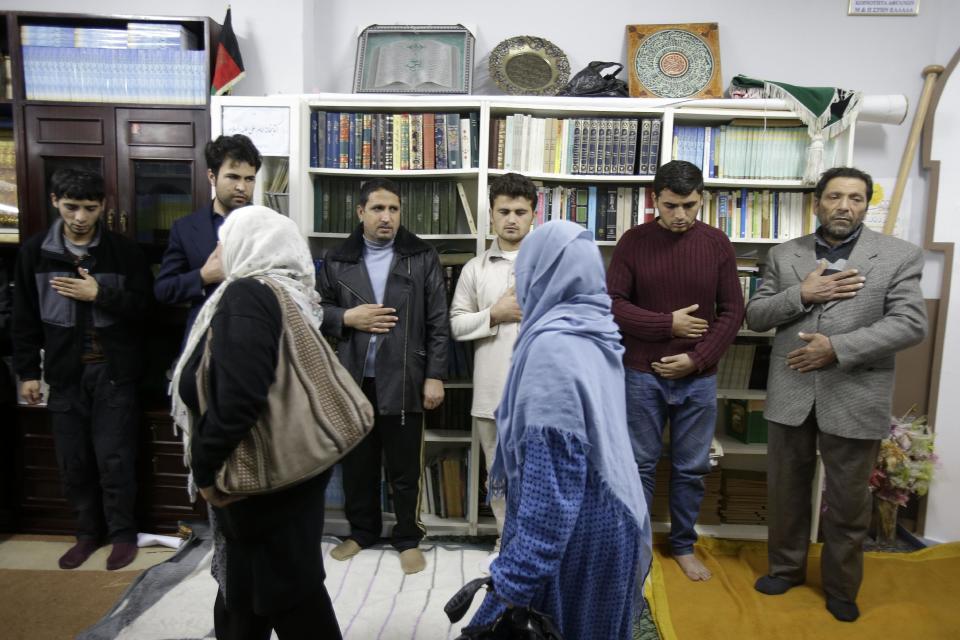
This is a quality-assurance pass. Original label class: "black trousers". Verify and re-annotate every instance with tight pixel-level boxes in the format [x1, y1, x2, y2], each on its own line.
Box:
[48, 362, 138, 543]
[341, 378, 425, 551]
[214, 585, 342, 640]
[766, 412, 881, 602]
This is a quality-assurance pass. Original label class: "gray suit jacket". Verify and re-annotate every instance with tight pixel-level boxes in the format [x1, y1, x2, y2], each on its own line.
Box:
[745, 227, 926, 439]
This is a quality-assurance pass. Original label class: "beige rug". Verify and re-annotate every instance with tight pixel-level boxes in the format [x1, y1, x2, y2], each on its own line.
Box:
[0, 534, 176, 640]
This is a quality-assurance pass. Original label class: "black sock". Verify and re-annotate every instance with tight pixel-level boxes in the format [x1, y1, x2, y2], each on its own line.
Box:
[826, 596, 860, 622]
[754, 575, 800, 595]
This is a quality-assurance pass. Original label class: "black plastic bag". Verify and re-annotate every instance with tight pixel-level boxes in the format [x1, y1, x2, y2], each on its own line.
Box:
[446, 576, 565, 639]
[557, 61, 628, 97]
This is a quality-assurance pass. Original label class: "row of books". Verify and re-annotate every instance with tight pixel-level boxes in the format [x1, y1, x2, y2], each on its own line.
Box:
[20, 23, 198, 49]
[738, 274, 763, 309]
[649, 461, 722, 525]
[490, 115, 661, 176]
[440, 258, 478, 381]
[312, 178, 476, 236]
[701, 189, 818, 241]
[309, 111, 480, 171]
[716, 343, 771, 390]
[424, 387, 473, 432]
[672, 123, 836, 180]
[23, 46, 207, 104]
[530, 184, 656, 241]
[421, 449, 471, 519]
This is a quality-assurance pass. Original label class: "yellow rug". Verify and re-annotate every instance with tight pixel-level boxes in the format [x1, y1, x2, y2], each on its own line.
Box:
[647, 538, 960, 640]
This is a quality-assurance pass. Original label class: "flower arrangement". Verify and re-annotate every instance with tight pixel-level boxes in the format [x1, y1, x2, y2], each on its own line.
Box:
[869, 412, 938, 507]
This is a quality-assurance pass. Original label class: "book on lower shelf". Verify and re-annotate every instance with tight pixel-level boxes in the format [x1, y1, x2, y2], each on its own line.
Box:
[312, 177, 475, 236]
[421, 448, 470, 519]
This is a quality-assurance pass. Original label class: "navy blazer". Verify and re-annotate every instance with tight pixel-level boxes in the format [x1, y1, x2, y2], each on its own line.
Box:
[154, 204, 220, 341]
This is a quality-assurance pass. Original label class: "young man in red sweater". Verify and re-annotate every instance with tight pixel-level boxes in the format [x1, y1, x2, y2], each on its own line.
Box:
[607, 160, 743, 581]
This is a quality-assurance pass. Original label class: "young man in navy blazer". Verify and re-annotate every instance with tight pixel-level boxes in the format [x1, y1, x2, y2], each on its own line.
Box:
[154, 134, 261, 342]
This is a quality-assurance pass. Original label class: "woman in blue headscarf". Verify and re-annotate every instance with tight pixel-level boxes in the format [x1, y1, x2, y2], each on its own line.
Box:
[465, 220, 652, 639]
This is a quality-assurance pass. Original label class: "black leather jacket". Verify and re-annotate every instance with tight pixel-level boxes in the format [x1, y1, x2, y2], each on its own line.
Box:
[318, 225, 448, 418]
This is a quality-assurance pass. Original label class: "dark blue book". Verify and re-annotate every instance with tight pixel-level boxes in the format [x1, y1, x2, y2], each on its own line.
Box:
[310, 110, 319, 168]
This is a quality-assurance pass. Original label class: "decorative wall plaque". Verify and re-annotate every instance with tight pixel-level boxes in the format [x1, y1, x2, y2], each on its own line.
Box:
[626, 23, 722, 99]
[354, 25, 475, 94]
[488, 36, 570, 96]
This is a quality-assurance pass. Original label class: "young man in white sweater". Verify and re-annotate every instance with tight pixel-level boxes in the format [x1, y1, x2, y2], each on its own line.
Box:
[449, 172, 536, 573]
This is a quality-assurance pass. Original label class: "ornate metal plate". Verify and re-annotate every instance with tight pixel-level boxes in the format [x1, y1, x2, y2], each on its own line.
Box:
[489, 36, 570, 96]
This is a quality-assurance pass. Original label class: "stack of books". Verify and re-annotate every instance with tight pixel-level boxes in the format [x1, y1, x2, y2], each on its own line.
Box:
[702, 189, 818, 241]
[528, 183, 656, 241]
[720, 469, 768, 525]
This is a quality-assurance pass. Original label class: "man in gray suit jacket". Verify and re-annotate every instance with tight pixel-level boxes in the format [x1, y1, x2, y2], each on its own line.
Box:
[746, 167, 926, 622]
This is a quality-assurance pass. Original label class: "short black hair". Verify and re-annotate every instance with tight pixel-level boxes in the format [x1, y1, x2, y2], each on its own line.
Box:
[652, 160, 704, 197]
[814, 166, 873, 203]
[205, 134, 262, 175]
[49, 167, 105, 202]
[488, 172, 537, 209]
[359, 177, 402, 207]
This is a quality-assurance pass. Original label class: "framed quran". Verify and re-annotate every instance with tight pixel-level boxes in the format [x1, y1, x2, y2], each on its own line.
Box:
[353, 24, 475, 94]
[625, 23, 723, 99]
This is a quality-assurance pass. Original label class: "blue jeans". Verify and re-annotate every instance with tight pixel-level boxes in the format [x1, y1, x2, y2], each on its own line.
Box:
[626, 368, 716, 555]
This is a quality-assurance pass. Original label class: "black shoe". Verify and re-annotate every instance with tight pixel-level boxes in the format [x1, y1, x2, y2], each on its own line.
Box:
[826, 596, 860, 622]
[754, 575, 802, 595]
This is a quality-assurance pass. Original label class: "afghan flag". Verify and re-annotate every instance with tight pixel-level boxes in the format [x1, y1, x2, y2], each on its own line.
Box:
[211, 7, 245, 95]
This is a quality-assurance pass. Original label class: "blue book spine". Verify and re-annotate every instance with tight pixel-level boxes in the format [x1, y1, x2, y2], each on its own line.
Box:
[445, 113, 460, 170]
[310, 111, 319, 168]
[587, 185, 598, 239]
[325, 113, 337, 168]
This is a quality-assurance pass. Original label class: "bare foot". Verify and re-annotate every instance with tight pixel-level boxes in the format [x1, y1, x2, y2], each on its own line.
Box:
[674, 553, 711, 581]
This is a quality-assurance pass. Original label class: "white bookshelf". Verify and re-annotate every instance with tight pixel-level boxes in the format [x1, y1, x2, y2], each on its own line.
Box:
[213, 93, 856, 540]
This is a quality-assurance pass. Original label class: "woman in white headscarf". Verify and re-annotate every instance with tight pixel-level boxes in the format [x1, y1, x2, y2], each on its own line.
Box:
[171, 206, 341, 640]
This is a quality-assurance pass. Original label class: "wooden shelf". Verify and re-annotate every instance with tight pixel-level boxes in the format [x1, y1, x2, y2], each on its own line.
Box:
[487, 168, 654, 183]
[308, 168, 478, 178]
[652, 521, 768, 541]
[717, 388, 767, 400]
[424, 429, 472, 444]
[716, 434, 767, 456]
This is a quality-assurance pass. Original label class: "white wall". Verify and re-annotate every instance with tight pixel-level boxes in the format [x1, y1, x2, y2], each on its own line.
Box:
[924, 56, 960, 543]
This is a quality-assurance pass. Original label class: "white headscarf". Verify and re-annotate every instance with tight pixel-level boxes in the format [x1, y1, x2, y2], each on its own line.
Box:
[170, 206, 322, 472]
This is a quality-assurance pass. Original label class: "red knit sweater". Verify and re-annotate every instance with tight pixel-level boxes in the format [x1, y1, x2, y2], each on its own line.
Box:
[606, 220, 743, 376]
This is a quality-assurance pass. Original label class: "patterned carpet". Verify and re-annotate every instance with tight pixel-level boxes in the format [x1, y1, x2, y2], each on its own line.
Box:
[79, 525, 661, 639]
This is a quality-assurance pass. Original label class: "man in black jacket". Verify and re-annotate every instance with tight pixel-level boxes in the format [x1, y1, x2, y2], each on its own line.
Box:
[13, 168, 151, 571]
[319, 177, 448, 574]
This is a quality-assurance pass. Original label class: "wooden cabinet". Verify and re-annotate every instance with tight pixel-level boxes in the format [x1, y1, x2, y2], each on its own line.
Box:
[11, 406, 206, 535]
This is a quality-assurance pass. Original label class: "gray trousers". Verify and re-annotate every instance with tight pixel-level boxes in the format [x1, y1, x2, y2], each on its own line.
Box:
[766, 411, 880, 602]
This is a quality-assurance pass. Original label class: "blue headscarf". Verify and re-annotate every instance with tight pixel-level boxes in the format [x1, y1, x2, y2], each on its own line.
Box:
[490, 220, 648, 529]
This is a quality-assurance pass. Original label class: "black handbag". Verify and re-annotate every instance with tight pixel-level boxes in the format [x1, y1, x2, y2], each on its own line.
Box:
[557, 61, 629, 97]
[445, 577, 565, 640]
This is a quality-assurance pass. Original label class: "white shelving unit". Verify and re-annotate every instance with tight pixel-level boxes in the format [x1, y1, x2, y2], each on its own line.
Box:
[211, 93, 852, 541]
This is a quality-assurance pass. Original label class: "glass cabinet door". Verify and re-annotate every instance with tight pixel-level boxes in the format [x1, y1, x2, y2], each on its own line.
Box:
[116, 108, 209, 246]
[129, 159, 193, 244]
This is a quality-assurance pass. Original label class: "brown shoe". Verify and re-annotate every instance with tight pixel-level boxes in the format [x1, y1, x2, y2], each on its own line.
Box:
[330, 539, 362, 561]
[399, 548, 426, 574]
[106, 542, 138, 571]
[59, 539, 100, 570]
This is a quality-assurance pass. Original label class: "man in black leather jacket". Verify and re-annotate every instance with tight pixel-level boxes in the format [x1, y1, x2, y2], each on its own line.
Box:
[318, 177, 448, 574]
